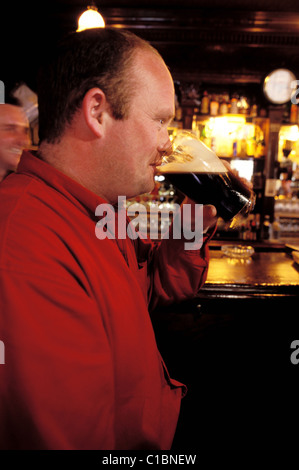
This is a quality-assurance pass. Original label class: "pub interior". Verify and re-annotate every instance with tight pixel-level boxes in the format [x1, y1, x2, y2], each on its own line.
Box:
[2, 0, 299, 450]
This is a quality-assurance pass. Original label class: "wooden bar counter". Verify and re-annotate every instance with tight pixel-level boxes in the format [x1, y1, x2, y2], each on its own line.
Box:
[201, 240, 299, 299]
[152, 240, 299, 450]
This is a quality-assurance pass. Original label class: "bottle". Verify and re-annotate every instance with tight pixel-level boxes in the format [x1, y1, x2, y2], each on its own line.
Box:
[192, 113, 198, 136]
[219, 96, 228, 115]
[233, 141, 238, 157]
[230, 95, 239, 114]
[200, 91, 210, 114]
[255, 213, 261, 240]
[250, 216, 257, 241]
[240, 223, 246, 240]
[290, 104, 298, 124]
[210, 95, 219, 116]
[174, 93, 183, 123]
[175, 104, 182, 122]
[240, 138, 247, 158]
[250, 104, 258, 118]
[271, 217, 281, 240]
[240, 96, 249, 114]
[262, 215, 271, 240]
[168, 184, 176, 202]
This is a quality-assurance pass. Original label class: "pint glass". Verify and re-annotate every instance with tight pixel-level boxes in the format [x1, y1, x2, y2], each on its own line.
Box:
[157, 131, 256, 227]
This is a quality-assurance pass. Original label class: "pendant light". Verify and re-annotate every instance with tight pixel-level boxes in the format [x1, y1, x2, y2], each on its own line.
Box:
[77, 2, 105, 32]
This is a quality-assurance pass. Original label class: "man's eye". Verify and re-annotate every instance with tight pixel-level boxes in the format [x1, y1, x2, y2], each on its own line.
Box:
[159, 119, 164, 125]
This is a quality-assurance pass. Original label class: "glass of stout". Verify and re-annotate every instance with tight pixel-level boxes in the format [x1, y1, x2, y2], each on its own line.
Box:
[157, 131, 256, 228]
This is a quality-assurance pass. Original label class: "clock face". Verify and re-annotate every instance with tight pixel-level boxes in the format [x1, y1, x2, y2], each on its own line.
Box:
[263, 68, 297, 104]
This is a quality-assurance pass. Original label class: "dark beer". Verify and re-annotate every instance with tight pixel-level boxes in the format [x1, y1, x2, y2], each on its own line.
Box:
[158, 132, 255, 225]
[165, 170, 254, 222]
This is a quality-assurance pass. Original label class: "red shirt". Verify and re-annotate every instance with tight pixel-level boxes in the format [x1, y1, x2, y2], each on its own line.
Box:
[0, 151, 211, 450]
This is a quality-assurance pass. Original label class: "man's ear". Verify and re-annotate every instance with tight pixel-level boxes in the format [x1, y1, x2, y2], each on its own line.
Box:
[82, 87, 108, 138]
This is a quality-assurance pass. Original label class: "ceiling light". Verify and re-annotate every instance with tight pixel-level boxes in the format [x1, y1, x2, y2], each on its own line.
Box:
[77, 2, 105, 32]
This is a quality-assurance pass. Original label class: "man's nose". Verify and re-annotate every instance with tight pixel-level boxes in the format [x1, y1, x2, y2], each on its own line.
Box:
[157, 129, 172, 153]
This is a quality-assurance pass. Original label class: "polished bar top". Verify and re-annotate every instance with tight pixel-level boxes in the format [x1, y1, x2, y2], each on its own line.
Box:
[207, 250, 299, 286]
[200, 241, 299, 298]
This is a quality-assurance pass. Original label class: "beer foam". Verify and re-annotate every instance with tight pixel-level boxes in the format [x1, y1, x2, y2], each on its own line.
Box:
[158, 137, 227, 174]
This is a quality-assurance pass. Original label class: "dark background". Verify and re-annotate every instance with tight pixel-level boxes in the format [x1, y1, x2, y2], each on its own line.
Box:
[3, 0, 299, 95]
[152, 293, 299, 450]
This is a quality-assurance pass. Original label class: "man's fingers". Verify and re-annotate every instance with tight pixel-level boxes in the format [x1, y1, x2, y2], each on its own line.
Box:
[203, 204, 218, 231]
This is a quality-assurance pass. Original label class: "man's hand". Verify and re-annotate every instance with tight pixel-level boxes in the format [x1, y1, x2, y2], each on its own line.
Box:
[202, 204, 218, 233]
[182, 197, 218, 234]
[221, 158, 253, 190]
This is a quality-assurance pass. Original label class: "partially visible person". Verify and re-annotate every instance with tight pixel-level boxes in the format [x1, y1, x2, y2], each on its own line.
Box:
[0, 96, 30, 182]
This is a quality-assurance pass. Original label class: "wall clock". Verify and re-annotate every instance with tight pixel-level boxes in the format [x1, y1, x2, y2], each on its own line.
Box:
[263, 68, 297, 104]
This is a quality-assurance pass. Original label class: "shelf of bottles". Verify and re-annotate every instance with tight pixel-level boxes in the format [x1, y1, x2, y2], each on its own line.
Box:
[277, 124, 299, 197]
[270, 123, 299, 241]
[192, 114, 265, 160]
